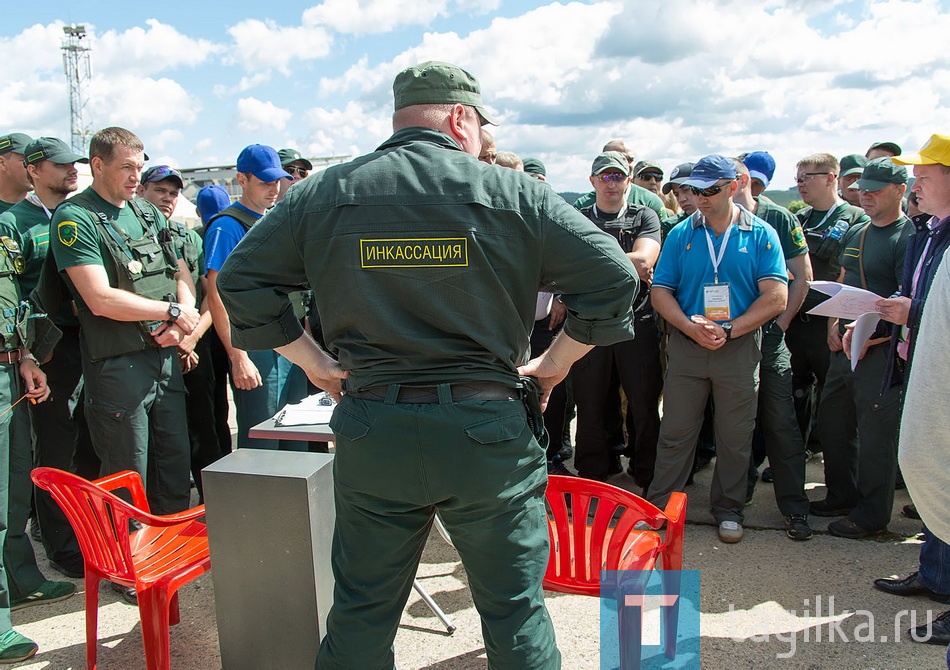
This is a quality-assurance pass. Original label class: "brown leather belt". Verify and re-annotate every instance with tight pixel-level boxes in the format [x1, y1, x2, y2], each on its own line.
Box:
[0, 350, 21, 365]
[347, 382, 517, 404]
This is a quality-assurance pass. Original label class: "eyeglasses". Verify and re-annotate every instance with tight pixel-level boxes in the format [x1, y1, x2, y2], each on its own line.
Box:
[688, 180, 734, 197]
[795, 172, 832, 185]
[638, 173, 663, 182]
[284, 166, 309, 178]
[596, 172, 627, 182]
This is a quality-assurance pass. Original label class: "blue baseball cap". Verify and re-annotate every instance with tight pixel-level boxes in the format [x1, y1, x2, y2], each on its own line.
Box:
[742, 151, 776, 189]
[196, 184, 231, 225]
[681, 154, 737, 189]
[236, 144, 293, 183]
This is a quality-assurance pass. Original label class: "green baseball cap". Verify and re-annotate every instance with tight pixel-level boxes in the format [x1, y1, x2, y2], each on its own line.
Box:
[522, 157, 546, 177]
[839, 154, 867, 177]
[278, 148, 313, 171]
[633, 159, 663, 178]
[0, 133, 32, 156]
[849, 157, 907, 192]
[591, 151, 630, 176]
[23, 137, 89, 166]
[393, 61, 498, 125]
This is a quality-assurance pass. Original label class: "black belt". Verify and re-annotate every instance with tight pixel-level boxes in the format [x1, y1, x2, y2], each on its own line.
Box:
[347, 382, 518, 404]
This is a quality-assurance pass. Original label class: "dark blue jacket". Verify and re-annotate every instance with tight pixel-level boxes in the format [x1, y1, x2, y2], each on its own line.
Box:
[883, 213, 950, 390]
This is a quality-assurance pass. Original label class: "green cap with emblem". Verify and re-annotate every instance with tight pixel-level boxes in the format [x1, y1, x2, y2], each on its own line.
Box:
[591, 151, 630, 176]
[839, 154, 867, 177]
[23, 137, 89, 166]
[278, 148, 313, 171]
[393, 61, 498, 126]
[849, 157, 907, 192]
[0, 133, 32, 156]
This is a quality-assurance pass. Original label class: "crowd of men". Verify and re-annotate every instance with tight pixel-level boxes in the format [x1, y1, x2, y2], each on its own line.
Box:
[0, 60, 947, 663]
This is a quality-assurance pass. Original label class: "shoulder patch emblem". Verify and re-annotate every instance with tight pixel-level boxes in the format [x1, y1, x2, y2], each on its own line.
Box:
[791, 226, 806, 248]
[57, 220, 79, 247]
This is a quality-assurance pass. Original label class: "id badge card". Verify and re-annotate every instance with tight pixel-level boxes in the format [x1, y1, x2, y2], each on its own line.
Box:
[703, 283, 731, 321]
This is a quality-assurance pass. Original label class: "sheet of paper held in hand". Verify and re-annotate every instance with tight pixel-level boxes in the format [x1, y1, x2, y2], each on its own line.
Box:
[274, 392, 337, 426]
[807, 281, 885, 371]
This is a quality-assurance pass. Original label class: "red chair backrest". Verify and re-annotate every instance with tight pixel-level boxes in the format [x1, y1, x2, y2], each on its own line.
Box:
[543, 475, 665, 596]
[32, 468, 141, 582]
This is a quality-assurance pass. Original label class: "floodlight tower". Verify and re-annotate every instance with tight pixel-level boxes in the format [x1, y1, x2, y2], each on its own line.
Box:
[61, 24, 93, 154]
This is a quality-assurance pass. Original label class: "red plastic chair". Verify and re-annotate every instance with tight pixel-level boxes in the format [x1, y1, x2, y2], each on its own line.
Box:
[31, 467, 211, 670]
[543, 475, 687, 669]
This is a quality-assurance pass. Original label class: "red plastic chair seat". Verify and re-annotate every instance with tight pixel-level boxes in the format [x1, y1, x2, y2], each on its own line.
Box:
[542, 476, 686, 668]
[31, 467, 211, 670]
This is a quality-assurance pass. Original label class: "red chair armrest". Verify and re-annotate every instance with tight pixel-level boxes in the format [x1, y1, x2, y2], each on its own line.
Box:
[92, 471, 151, 512]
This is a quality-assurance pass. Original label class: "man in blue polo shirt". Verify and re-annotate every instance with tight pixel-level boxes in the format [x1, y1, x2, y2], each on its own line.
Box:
[647, 154, 787, 543]
[205, 144, 309, 451]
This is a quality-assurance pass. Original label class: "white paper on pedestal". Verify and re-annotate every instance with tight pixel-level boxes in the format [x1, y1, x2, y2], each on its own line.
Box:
[274, 392, 337, 426]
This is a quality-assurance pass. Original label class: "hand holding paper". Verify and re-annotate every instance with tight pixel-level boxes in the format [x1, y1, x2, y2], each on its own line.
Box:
[808, 281, 886, 370]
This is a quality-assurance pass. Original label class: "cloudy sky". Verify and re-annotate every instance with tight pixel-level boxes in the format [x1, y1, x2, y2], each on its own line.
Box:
[3, 0, 948, 193]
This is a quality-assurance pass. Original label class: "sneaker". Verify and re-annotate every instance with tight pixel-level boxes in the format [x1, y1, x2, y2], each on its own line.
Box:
[10, 580, 76, 611]
[0, 630, 38, 664]
[761, 467, 774, 483]
[784, 515, 813, 541]
[827, 517, 886, 540]
[718, 520, 743, 543]
[111, 582, 137, 605]
[546, 459, 575, 477]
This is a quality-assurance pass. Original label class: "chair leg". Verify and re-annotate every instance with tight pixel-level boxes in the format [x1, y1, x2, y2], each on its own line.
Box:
[616, 570, 650, 670]
[137, 586, 172, 670]
[169, 591, 180, 627]
[84, 573, 101, 670]
[660, 570, 681, 659]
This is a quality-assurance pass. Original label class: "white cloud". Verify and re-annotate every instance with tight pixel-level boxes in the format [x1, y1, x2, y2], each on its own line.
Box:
[93, 19, 222, 76]
[225, 19, 332, 75]
[303, 0, 501, 35]
[236, 97, 293, 133]
[88, 75, 201, 130]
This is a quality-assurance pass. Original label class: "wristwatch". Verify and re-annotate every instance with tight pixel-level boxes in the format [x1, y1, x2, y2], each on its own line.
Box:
[721, 322, 733, 340]
[167, 302, 182, 323]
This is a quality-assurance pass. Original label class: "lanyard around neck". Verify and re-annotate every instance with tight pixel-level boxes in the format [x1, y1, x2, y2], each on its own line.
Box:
[703, 221, 733, 284]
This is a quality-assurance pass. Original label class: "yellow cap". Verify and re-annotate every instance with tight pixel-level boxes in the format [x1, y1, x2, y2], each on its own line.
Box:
[891, 133, 950, 167]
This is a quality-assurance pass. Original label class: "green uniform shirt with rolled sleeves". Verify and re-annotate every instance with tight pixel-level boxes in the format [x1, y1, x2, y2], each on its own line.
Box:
[217, 127, 637, 670]
[0, 199, 50, 297]
[48, 187, 191, 515]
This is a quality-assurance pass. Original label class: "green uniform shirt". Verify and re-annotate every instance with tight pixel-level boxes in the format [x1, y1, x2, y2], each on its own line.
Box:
[839, 216, 911, 299]
[661, 211, 691, 243]
[0, 200, 15, 215]
[797, 202, 870, 310]
[0, 198, 51, 297]
[753, 198, 808, 261]
[218, 127, 638, 391]
[573, 184, 666, 219]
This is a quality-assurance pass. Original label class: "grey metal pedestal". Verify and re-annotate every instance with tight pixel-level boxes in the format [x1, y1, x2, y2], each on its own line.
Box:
[203, 449, 335, 670]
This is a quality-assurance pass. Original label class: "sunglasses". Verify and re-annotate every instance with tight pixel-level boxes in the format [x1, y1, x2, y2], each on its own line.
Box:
[141, 165, 182, 183]
[638, 173, 663, 182]
[688, 180, 734, 197]
[597, 172, 627, 182]
[285, 166, 309, 178]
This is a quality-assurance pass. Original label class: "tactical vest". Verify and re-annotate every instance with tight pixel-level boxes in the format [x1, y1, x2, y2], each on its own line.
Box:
[67, 191, 180, 362]
[0, 236, 43, 352]
[160, 215, 201, 306]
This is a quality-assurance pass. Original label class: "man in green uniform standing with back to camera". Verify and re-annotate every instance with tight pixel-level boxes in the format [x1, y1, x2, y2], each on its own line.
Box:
[217, 61, 638, 670]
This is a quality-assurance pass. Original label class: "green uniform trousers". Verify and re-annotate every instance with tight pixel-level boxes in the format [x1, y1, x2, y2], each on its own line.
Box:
[0, 360, 46, 617]
[817, 347, 903, 530]
[649, 329, 761, 524]
[82, 347, 191, 515]
[316, 393, 560, 670]
[784, 313, 831, 449]
[755, 322, 809, 517]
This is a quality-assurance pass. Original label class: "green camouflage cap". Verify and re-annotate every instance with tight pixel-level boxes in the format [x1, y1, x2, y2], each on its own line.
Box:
[521, 157, 546, 177]
[0, 133, 32, 156]
[591, 151, 630, 176]
[393, 61, 498, 125]
[849, 157, 907, 192]
[23, 137, 89, 166]
[839, 154, 867, 177]
[278, 148, 313, 171]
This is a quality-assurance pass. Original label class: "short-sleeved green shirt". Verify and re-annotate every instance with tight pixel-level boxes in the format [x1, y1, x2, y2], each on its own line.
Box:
[0, 200, 15, 215]
[0, 198, 50, 296]
[839, 216, 911, 299]
[50, 187, 171, 312]
[753, 198, 808, 261]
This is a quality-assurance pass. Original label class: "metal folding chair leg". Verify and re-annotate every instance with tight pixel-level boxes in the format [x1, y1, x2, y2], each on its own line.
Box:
[413, 579, 456, 633]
